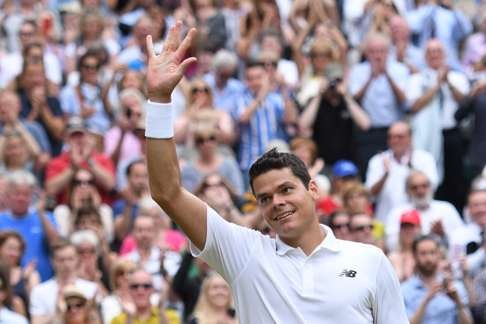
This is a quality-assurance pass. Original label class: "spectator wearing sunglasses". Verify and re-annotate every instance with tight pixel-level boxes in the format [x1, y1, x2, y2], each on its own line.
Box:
[349, 214, 376, 246]
[175, 78, 235, 148]
[181, 126, 244, 196]
[104, 89, 145, 171]
[328, 211, 352, 241]
[111, 268, 181, 324]
[53, 285, 101, 324]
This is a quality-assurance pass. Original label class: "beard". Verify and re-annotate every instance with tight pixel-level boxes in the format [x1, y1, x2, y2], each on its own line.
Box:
[410, 192, 433, 209]
[416, 261, 438, 277]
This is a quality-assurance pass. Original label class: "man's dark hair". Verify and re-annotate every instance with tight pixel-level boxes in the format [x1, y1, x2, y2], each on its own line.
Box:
[249, 148, 310, 193]
[411, 234, 440, 254]
[126, 159, 145, 176]
[50, 239, 75, 258]
[245, 59, 265, 70]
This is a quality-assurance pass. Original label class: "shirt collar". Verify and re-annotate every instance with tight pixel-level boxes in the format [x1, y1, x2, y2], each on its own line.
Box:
[275, 225, 341, 256]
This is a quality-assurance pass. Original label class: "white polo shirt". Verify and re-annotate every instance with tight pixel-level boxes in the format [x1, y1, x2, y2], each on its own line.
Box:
[191, 206, 408, 324]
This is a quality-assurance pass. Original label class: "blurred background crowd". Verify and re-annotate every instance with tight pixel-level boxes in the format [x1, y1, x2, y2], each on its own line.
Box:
[0, 0, 486, 323]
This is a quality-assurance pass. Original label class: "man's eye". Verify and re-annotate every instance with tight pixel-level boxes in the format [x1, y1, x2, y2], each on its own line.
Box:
[282, 186, 293, 193]
[259, 197, 270, 205]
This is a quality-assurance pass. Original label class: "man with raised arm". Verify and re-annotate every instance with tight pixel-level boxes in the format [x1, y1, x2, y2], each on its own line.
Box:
[144, 22, 409, 324]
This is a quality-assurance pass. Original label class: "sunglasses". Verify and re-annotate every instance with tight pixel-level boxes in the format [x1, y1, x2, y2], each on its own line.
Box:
[191, 87, 210, 94]
[73, 179, 94, 186]
[82, 63, 99, 71]
[263, 61, 278, 68]
[129, 283, 153, 290]
[332, 223, 350, 230]
[351, 224, 373, 232]
[125, 109, 142, 119]
[195, 135, 216, 145]
[77, 247, 96, 255]
[67, 301, 86, 312]
[409, 183, 430, 190]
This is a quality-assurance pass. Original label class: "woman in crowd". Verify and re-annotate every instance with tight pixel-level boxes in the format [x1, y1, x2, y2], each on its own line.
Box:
[0, 231, 39, 317]
[70, 229, 110, 297]
[181, 125, 243, 195]
[328, 211, 352, 241]
[175, 79, 235, 147]
[53, 169, 114, 241]
[189, 272, 237, 324]
[0, 262, 28, 323]
[53, 285, 101, 324]
[100, 259, 137, 324]
[388, 210, 421, 282]
[0, 131, 41, 175]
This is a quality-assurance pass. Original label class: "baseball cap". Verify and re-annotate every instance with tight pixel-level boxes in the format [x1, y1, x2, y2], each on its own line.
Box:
[63, 285, 88, 301]
[400, 210, 421, 226]
[332, 160, 358, 177]
[66, 116, 86, 135]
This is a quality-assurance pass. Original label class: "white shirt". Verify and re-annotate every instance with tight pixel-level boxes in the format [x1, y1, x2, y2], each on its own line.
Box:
[0, 307, 28, 324]
[385, 200, 464, 251]
[0, 52, 62, 87]
[190, 207, 408, 324]
[365, 149, 439, 223]
[29, 278, 97, 316]
[450, 222, 485, 275]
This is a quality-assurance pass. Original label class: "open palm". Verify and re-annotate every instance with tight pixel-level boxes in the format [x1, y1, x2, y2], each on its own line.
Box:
[146, 22, 197, 103]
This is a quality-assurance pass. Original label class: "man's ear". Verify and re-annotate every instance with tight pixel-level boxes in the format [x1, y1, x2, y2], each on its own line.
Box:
[308, 179, 320, 201]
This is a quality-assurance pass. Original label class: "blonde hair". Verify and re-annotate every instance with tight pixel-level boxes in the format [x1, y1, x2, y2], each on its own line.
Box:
[192, 272, 234, 324]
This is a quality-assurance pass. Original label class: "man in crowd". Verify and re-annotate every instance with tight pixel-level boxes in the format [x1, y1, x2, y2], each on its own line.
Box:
[30, 240, 97, 324]
[143, 22, 407, 323]
[386, 170, 464, 251]
[450, 189, 486, 275]
[111, 268, 180, 324]
[0, 170, 59, 281]
[401, 235, 473, 324]
[45, 116, 115, 204]
[349, 33, 410, 174]
[366, 121, 438, 222]
[407, 39, 470, 211]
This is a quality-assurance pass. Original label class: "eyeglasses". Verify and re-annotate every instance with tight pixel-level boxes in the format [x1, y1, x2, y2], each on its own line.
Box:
[19, 30, 34, 37]
[332, 223, 350, 230]
[191, 87, 210, 94]
[195, 135, 216, 146]
[388, 133, 408, 139]
[129, 283, 152, 290]
[73, 179, 94, 186]
[116, 269, 135, 277]
[66, 301, 86, 312]
[350, 224, 373, 232]
[81, 63, 99, 71]
[310, 52, 331, 59]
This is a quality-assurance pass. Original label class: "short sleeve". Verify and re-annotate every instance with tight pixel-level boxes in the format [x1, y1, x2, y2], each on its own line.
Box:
[190, 206, 261, 283]
[373, 253, 409, 323]
[29, 286, 50, 316]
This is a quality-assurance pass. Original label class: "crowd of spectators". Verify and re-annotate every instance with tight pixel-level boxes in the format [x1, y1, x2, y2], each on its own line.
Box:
[0, 0, 486, 323]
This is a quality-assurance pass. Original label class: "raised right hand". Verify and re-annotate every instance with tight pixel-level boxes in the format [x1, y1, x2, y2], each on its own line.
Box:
[146, 22, 197, 103]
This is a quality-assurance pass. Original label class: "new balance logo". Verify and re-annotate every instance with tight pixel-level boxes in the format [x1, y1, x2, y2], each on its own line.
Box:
[339, 269, 357, 278]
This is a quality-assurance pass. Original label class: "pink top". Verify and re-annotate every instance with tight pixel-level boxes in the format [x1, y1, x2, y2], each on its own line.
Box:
[120, 229, 187, 255]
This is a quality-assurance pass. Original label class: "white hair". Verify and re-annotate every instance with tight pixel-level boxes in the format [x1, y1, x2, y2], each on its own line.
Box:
[212, 49, 238, 71]
[120, 88, 146, 106]
[70, 230, 99, 250]
[7, 170, 37, 188]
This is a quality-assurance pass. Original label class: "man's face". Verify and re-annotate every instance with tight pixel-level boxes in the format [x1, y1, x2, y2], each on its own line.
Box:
[366, 39, 388, 71]
[245, 66, 266, 95]
[425, 41, 445, 70]
[407, 174, 432, 208]
[387, 123, 411, 156]
[0, 92, 20, 123]
[390, 17, 409, 42]
[128, 270, 153, 309]
[7, 184, 34, 216]
[133, 216, 155, 249]
[468, 191, 486, 227]
[414, 240, 440, 276]
[18, 23, 36, 47]
[80, 56, 99, 85]
[53, 246, 78, 277]
[349, 214, 374, 244]
[253, 168, 319, 244]
[128, 163, 148, 195]
[68, 130, 89, 151]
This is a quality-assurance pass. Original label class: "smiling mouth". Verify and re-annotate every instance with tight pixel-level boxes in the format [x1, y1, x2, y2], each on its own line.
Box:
[274, 210, 295, 222]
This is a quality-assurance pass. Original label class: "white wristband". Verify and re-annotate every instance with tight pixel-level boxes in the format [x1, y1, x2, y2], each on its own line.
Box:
[145, 100, 174, 139]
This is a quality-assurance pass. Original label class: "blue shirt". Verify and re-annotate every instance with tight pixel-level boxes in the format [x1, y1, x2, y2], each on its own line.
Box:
[0, 209, 57, 281]
[234, 89, 287, 171]
[204, 73, 245, 115]
[401, 274, 469, 324]
[348, 60, 410, 127]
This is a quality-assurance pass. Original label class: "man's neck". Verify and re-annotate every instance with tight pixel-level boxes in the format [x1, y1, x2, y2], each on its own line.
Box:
[418, 271, 438, 286]
[283, 224, 326, 256]
[135, 305, 152, 319]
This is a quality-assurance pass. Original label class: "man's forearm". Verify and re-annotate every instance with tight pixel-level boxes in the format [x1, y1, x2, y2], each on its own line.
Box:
[411, 84, 440, 113]
[456, 303, 473, 324]
[45, 166, 75, 197]
[38, 210, 60, 245]
[88, 159, 115, 191]
[370, 172, 388, 196]
[353, 76, 373, 103]
[387, 75, 406, 104]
